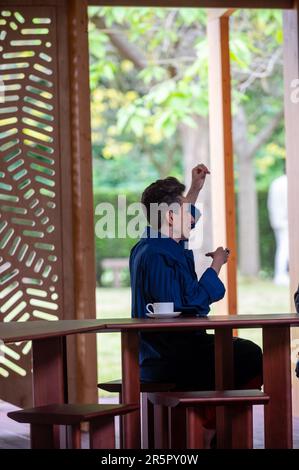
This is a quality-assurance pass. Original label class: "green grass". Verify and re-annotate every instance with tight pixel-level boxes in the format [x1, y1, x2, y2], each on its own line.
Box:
[237, 276, 290, 350]
[96, 288, 130, 397]
[96, 278, 290, 397]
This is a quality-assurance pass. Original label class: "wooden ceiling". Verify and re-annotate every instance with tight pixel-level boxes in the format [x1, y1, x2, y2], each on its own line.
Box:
[87, 0, 294, 9]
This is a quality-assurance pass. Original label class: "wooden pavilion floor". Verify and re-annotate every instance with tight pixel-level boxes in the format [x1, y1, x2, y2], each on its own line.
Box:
[1, 398, 299, 449]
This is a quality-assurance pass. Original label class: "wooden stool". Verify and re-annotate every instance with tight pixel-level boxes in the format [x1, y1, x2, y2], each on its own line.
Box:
[98, 379, 176, 449]
[8, 403, 138, 449]
[148, 389, 270, 449]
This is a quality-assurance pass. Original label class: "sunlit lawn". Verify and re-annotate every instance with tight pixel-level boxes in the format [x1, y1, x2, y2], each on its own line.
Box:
[96, 277, 290, 397]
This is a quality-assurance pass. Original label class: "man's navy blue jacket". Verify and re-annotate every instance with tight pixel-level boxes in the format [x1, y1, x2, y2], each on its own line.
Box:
[129, 222, 226, 381]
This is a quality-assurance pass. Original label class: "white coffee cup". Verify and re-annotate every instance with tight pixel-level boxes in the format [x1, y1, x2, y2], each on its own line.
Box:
[146, 302, 174, 315]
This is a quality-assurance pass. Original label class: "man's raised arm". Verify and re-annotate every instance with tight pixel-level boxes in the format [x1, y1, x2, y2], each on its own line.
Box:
[185, 163, 210, 205]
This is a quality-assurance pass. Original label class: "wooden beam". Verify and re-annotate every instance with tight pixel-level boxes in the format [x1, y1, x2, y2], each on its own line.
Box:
[207, 10, 237, 316]
[208, 9, 236, 20]
[283, 3, 299, 418]
[0, 0, 66, 5]
[67, 0, 98, 404]
[87, 0, 294, 9]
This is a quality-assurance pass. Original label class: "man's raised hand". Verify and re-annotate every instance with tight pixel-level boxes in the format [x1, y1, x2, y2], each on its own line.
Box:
[191, 164, 210, 192]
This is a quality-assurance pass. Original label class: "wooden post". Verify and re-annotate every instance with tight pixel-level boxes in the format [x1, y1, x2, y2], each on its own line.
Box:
[121, 331, 141, 448]
[67, 0, 98, 404]
[207, 10, 237, 316]
[283, 3, 299, 418]
[215, 328, 234, 448]
[263, 326, 293, 448]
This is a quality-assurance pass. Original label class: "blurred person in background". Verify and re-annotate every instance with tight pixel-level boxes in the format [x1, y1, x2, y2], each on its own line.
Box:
[267, 173, 289, 286]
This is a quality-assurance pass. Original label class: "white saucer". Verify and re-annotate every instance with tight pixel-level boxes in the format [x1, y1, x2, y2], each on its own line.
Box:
[146, 312, 181, 319]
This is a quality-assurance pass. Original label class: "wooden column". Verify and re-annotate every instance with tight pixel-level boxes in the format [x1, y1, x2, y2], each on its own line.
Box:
[215, 328, 234, 448]
[121, 331, 141, 448]
[207, 9, 237, 315]
[283, 3, 299, 418]
[263, 326, 293, 448]
[67, 0, 98, 404]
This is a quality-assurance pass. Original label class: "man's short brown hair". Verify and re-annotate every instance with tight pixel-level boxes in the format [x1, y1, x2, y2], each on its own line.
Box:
[141, 177, 185, 229]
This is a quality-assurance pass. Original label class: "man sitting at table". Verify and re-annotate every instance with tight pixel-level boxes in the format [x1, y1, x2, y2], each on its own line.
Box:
[129, 165, 263, 395]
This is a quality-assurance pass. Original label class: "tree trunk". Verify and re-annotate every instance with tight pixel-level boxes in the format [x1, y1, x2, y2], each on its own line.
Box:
[180, 115, 213, 276]
[237, 153, 260, 276]
[234, 109, 260, 276]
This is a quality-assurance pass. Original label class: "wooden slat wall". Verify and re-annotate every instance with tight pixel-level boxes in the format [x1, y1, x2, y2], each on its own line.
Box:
[207, 10, 238, 316]
[0, 1, 72, 407]
[283, 3, 299, 418]
[0, 0, 97, 407]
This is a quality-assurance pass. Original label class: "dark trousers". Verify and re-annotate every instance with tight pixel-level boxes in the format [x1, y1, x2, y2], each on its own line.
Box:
[141, 334, 263, 390]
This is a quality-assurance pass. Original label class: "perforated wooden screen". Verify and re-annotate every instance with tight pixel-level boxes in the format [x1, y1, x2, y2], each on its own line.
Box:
[0, 1, 74, 406]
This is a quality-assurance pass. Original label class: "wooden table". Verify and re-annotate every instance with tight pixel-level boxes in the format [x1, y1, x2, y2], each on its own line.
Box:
[103, 314, 299, 449]
[1, 314, 299, 449]
[0, 320, 108, 406]
[0, 319, 107, 446]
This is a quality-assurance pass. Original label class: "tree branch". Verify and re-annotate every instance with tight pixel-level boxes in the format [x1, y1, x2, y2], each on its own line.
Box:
[90, 15, 180, 79]
[90, 15, 148, 69]
[238, 47, 282, 93]
[247, 109, 284, 159]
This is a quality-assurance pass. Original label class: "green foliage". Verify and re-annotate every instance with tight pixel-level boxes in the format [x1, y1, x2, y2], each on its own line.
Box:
[231, 10, 284, 189]
[94, 189, 141, 285]
[255, 140, 286, 191]
[92, 140, 183, 191]
[88, 7, 284, 189]
[88, 7, 211, 180]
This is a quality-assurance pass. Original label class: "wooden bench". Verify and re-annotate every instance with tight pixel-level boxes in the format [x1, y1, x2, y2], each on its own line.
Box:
[98, 379, 176, 448]
[101, 258, 129, 287]
[148, 389, 270, 449]
[8, 403, 138, 449]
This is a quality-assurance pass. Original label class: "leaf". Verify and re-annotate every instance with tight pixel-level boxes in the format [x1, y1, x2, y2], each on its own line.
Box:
[138, 67, 167, 85]
[112, 8, 127, 24]
[147, 80, 176, 104]
[276, 29, 283, 45]
[154, 110, 172, 129]
[129, 116, 144, 137]
[230, 50, 247, 69]
[182, 115, 197, 128]
[117, 106, 134, 132]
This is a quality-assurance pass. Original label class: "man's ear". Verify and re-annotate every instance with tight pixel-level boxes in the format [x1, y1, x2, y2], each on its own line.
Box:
[165, 210, 174, 226]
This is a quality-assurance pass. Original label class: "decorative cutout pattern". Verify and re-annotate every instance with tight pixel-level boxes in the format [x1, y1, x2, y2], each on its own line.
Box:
[0, 8, 63, 378]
